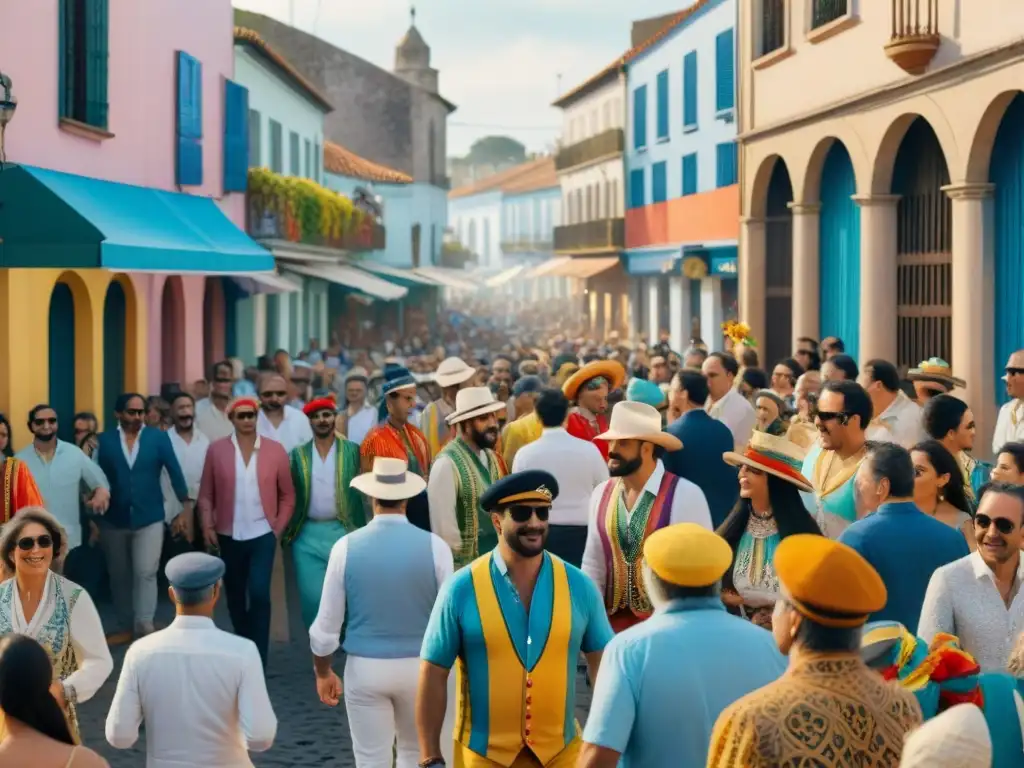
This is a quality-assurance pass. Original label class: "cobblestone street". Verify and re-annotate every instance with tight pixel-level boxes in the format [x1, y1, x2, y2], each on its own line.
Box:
[75, 596, 594, 767]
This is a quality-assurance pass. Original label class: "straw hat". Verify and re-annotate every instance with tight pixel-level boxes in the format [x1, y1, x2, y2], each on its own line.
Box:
[595, 401, 682, 451]
[445, 386, 507, 426]
[907, 357, 965, 389]
[723, 431, 813, 492]
[562, 360, 626, 401]
[433, 356, 476, 388]
[350, 457, 426, 501]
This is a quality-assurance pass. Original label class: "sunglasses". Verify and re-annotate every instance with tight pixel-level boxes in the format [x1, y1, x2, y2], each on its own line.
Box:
[505, 505, 550, 524]
[233, 411, 257, 421]
[975, 514, 1017, 535]
[292, 379, 312, 387]
[214, 377, 233, 384]
[123, 409, 145, 417]
[1007, 368, 1024, 377]
[32, 417, 57, 426]
[17, 534, 53, 551]
[814, 410, 850, 424]
[261, 391, 287, 398]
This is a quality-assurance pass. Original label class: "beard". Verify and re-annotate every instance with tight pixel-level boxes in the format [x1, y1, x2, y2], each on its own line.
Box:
[35, 432, 56, 442]
[176, 416, 194, 431]
[470, 425, 499, 449]
[608, 453, 642, 477]
[505, 524, 547, 558]
[262, 401, 283, 412]
[313, 424, 335, 438]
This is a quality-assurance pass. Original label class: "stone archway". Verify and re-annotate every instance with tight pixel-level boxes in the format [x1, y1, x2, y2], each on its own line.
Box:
[103, 279, 128, 426]
[48, 273, 93, 440]
[161, 276, 186, 386]
[817, 141, 861, 360]
[763, 159, 794, 367]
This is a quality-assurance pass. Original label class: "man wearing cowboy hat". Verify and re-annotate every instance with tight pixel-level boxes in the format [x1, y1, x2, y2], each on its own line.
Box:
[581, 401, 712, 633]
[361, 365, 432, 532]
[427, 386, 509, 568]
[993, 349, 1024, 453]
[907, 357, 966, 403]
[335, 367, 376, 445]
[311, 457, 454, 768]
[420, 357, 477, 458]
[579, 524, 786, 768]
[707, 535, 922, 767]
[285, 395, 366, 630]
[562, 359, 626, 462]
[417, 469, 612, 768]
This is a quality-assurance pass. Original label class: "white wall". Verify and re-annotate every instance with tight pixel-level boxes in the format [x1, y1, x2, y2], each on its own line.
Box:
[449, 190, 503, 269]
[561, 157, 624, 224]
[562, 77, 625, 144]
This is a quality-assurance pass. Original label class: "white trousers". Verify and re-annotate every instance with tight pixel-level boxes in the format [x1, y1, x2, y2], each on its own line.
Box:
[344, 655, 454, 768]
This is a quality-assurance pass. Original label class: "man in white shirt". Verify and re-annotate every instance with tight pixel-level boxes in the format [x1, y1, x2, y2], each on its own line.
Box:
[581, 401, 712, 633]
[993, 349, 1024, 453]
[106, 552, 277, 767]
[337, 367, 376, 446]
[859, 359, 926, 448]
[256, 373, 313, 452]
[161, 392, 210, 558]
[513, 388, 607, 568]
[702, 352, 756, 451]
[918, 483, 1024, 671]
[310, 457, 453, 767]
[194, 360, 235, 442]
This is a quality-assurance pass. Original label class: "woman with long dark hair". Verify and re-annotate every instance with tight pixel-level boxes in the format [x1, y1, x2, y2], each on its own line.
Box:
[0, 413, 12, 458]
[0, 634, 108, 767]
[911, 439, 974, 551]
[718, 432, 823, 629]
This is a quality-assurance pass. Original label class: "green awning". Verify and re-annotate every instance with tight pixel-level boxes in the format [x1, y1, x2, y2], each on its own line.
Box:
[0, 164, 274, 272]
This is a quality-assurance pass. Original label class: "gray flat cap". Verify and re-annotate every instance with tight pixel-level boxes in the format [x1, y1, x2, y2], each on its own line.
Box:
[165, 552, 225, 591]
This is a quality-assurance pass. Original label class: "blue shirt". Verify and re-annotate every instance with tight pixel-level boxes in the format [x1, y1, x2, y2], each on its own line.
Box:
[582, 597, 786, 767]
[421, 550, 613, 753]
[662, 410, 738, 528]
[839, 501, 969, 633]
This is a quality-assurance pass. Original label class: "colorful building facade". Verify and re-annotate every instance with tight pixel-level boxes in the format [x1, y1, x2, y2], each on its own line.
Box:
[737, 0, 1024, 450]
[499, 159, 564, 301]
[624, 0, 740, 353]
[0, 0, 273, 445]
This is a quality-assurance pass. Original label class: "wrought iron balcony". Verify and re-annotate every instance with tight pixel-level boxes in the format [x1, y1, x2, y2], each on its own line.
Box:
[810, 0, 848, 29]
[553, 218, 625, 254]
[555, 129, 624, 172]
[247, 193, 386, 252]
[500, 239, 554, 253]
[885, 0, 940, 75]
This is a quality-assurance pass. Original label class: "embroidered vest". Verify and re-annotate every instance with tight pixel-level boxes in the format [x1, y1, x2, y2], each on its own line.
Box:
[596, 472, 680, 619]
[454, 554, 576, 767]
[285, 439, 365, 545]
[441, 439, 508, 568]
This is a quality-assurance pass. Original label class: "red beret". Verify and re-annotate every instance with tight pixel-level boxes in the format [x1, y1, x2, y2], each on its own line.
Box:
[227, 397, 260, 415]
[303, 396, 338, 417]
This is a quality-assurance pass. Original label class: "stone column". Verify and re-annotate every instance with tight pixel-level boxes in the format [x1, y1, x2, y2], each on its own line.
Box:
[739, 217, 766, 352]
[668, 276, 690, 353]
[788, 202, 821, 348]
[647, 277, 660, 343]
[852, 194, 900, 363]
[944, 182, 996, 457]
[700, 277, 724, 352]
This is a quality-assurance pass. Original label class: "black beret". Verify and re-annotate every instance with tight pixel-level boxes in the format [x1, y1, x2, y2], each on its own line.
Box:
[479, 470, 559, 511]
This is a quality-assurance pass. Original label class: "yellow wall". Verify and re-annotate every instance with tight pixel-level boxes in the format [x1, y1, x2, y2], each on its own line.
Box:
[0, 268, 147, 448]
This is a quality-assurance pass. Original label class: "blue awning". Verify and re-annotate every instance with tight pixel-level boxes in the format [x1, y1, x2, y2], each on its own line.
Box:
[623, 247, 681, 276]
[0, 164, 274, 272]
[683, 244, 738, 279]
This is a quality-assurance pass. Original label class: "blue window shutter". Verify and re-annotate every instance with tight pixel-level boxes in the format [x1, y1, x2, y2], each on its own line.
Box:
[633, 86, 647, 149]
[223, 80, 249, 193]
[683, 51, 698, 128]
[682, 153, 698, 196]
[58, 0, 68, 118]
[176, 51, 203, 186]
[715, 29, 735, 113]
[652, 162, 667, 203]
[656, 70, 669, 140]
[716, 142, 738, 187]
[84, 0, 109, 128]
[629, 168, 645, 208]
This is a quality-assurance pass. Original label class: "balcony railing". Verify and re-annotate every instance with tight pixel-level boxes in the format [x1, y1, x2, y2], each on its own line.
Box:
[553, 218, 625, 254]
[810, 0, 848, 29]
[760, 0, 786, 56]
[555, 129, 624, 172]
[500, 239, 554, 253]
[886, 0, 940, 75]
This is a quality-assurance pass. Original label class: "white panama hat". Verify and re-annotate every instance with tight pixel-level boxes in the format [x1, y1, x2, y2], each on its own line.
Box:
[595, 401, 682, 451]
[433, 356, 476, 388]
[350, 457, 426, 501]
[445, 386, 506, 426]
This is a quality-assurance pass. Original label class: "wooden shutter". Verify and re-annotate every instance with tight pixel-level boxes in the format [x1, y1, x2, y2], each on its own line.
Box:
[715, 28, 735, 114]
[716, 142, 738, 187]
[682, 153, 697, 196]
[656, 70, 669, 140]
[58, 0, 69, 118]
[85, 0, 109, 128]
[683, 51, 698, 128]
[223, 80, 249, 193]
[176, 51, 203, 186]
[633, 85, 647, 150]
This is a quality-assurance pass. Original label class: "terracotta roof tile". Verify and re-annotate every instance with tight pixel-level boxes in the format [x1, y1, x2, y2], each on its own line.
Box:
[501, 157, 558, 195]
[323, 141, 412, 184]
[448, 157, 552, 200]
[552, 0, 713, 109]
[234, 27, 333, 112]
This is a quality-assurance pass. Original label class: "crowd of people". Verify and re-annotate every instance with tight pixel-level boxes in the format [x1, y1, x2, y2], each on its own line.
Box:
[1, 307, 1024, 766]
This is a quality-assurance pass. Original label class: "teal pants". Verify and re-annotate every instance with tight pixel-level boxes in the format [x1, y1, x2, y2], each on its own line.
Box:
[292, 519, 347, 630]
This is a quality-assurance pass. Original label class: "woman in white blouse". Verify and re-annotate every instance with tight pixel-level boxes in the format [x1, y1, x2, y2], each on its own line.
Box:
[0, 507, 113, 743]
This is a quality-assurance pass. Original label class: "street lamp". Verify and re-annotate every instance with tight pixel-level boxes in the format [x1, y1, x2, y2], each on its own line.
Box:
[0, 71, 17, 168]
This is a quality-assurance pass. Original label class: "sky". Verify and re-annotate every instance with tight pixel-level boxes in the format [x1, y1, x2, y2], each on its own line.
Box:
[232, 0, 692, 157]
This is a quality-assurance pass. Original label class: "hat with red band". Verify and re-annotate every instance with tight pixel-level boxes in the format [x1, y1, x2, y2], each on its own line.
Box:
[228, 397, 260, 415]
[722, 431, 812, 492]
[303, 395, 338, 417]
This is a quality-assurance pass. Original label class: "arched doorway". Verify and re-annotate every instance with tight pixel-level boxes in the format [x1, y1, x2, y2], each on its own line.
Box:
[892, 117, 952, 370]
[161, 277, 185, 387]
[819, 142, 861, 360]
[203, 277, 226, 369]
[48, 282, 76, 440]
[103, 279, 127, 427]
[992, 93, 1024, 403]
[764, 160, 793, 366]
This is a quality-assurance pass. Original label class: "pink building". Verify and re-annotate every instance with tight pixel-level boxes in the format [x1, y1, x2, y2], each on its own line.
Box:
[0, 0, 273, 444]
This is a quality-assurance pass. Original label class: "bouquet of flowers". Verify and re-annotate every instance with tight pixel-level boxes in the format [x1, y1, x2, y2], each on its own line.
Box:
[722, 320, 758, 348]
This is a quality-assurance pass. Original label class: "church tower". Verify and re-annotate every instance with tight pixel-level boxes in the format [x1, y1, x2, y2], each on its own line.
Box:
[394, 6, 439, 93]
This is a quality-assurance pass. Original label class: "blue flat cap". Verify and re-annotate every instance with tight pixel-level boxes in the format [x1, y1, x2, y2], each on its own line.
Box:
[165, 552, 225, 591]
[479, 470, 559, 511]
[512, 375, 543, 397]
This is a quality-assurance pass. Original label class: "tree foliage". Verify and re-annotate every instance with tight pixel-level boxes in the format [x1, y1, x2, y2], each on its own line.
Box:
[466, 136, 526, 166]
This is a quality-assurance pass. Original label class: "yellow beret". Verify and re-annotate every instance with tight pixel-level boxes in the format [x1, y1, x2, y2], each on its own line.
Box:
[643, 523, 732, 588]
[775, 534, 886, 628]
